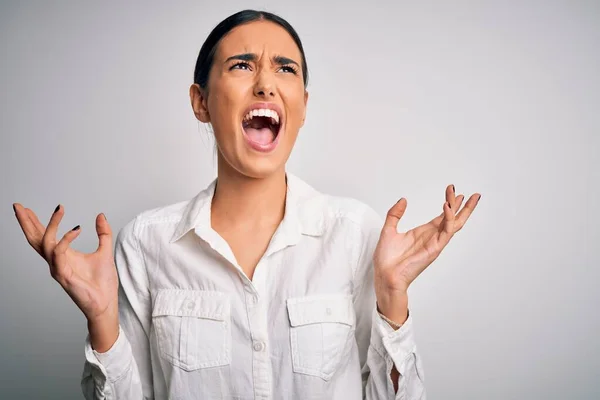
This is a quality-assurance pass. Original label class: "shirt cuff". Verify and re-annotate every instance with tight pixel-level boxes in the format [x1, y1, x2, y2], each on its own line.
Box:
[84, 324, 133, 383]
[370, 306, 417, 377]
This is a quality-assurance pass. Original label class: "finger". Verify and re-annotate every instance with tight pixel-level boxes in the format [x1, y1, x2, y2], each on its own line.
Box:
[429, 194, 464, 227]
[440, 194, 464, 217]
[53, 225, 82, 284]
[42, 204, 64, 260]
[432, 186, 460, 224]
[446, 184, 456, 209]
[26, 208, 47, 237]
[383, 198, 407, 232]
[453, 193, 481, 231]
[438, 201, 455, 244]
[13, 203, 45, 254]
[443, 201, 455, 234]
[95, 213, 113, 254]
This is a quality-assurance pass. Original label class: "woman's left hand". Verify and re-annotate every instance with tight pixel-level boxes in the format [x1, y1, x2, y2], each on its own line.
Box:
[373, 184, 481, 322]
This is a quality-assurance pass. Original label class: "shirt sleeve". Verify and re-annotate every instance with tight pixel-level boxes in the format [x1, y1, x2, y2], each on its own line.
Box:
[351, 205, 427, 400]
[80, 215, 153, 399]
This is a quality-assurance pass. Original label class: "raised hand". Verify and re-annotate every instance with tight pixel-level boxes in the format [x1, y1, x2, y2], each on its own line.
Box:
[12, 204, 118, 326]
[373, 185, 481, 322]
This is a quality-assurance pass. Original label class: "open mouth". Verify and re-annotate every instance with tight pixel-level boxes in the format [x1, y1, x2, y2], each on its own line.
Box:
[242, 108, 281, 147]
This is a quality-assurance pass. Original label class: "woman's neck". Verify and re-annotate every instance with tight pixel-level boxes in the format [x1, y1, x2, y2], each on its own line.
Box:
[210, 158, 287, 231]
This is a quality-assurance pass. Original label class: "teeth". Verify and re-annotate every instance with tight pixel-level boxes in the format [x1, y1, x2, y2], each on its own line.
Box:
[243, 108, 280, 124]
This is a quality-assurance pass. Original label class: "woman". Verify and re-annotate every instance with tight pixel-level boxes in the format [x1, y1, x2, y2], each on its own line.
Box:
[13, 9, 480, 400]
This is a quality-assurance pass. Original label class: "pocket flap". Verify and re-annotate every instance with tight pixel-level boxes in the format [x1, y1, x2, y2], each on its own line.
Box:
[286, 294, 355, 327]
[152, 289, 230, 320]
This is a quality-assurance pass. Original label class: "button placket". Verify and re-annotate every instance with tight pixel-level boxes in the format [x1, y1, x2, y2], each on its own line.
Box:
[244, 283, 259, 306]
[244, 259, 271, 398]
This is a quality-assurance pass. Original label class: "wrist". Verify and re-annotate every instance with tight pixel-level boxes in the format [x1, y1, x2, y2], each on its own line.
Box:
[376, 292, 409, 327]
[87, 314, 119, 353]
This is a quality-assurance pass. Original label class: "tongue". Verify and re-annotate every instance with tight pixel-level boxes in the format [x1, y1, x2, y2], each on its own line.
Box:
[245, 127, 275, 145]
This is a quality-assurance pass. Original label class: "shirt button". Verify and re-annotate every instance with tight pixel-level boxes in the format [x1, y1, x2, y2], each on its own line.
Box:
[253, 341, 265, 352]
[187, 301, 195, 309]
[326, 307, 332, 315]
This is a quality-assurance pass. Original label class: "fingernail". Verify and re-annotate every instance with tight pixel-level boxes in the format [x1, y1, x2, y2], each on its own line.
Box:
[13, 204, 16, 213]
[102, 213, 107, 221]
[452, 185, 455, 193]
[72, 225, 80, 231]
[477, 195, 481, 203]
[54, 204, 60, 213]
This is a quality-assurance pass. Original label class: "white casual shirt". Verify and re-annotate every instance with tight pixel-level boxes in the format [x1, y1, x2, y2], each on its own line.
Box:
[80, 172, 426, 400]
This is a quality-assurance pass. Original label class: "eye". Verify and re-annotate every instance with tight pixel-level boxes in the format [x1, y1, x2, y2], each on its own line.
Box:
[230, 61, 251, 71]
[279, 65, 298, 75]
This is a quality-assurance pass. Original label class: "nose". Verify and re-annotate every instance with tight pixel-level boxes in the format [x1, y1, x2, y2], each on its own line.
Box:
[253, 70, 275, 98]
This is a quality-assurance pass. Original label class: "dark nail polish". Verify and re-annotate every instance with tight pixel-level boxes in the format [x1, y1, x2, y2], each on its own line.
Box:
[72, 225, 80, 231]
[54, 205, 60, 213]
[452, 185, 455, 193]
[477, 195, 481, 202]
[13, 204, 16, 213]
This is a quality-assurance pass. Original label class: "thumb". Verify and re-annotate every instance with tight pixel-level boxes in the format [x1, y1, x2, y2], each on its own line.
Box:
[95, 213, 112, 254]
[383, 198, 407, 232]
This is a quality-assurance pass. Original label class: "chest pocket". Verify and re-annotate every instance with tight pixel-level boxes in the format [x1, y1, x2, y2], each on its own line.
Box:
[152, 289, 231, 371]
[286, 294, 356, 381]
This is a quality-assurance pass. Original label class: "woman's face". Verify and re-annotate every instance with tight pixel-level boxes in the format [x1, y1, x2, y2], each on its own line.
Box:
[190, 20, 308, 179]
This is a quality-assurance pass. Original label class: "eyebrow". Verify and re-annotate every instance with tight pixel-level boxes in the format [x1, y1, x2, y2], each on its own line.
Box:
[224, 53, 299, 67]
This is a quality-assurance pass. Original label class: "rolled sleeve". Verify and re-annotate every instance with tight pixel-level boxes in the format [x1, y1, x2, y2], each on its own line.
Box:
[86, 325, 133, 382]
[371, 308, 417, 377]
[82, 324, 135, 399]
[366, 307, 426, 399]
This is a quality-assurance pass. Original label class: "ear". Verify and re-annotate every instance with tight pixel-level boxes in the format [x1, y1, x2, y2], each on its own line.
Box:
[300, 90, 309, 127]
[189, 83, 210, 123]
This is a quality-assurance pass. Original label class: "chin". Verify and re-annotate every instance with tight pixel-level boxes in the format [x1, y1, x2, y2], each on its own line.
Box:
[216, 141, 287, 180]
[234, 152, 288, 180]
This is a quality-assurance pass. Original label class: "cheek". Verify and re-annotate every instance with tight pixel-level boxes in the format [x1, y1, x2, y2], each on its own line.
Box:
[207, 96, 236, 147]
[208, 79, 240, 121]
[284, 91, 307, 125]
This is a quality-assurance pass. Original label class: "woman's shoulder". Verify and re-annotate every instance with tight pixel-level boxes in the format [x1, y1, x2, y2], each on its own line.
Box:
[298, 185, 383, 266]
[292, 174, 382, 237]
[115, 193, 205, 246]
[316, 193, 381, 227]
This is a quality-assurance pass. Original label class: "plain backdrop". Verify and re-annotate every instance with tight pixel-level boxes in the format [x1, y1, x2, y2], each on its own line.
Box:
[1, 1, 598, 399]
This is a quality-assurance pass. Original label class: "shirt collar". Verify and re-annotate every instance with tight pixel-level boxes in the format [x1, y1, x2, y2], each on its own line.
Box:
[169, 171, 324, 245]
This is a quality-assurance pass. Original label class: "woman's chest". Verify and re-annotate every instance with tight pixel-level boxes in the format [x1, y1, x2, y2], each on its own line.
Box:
[145, 235, 363, 395]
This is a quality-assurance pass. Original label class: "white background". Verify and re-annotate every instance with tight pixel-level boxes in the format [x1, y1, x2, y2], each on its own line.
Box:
[1, 1, 598, 399]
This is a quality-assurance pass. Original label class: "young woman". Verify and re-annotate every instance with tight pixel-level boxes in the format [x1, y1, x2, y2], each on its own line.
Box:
[13, 9, 480, 400]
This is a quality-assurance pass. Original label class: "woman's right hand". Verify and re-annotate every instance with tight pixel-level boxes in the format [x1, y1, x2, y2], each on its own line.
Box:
[12, 203, 119, 328]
